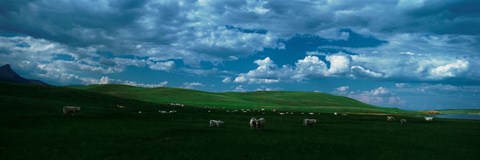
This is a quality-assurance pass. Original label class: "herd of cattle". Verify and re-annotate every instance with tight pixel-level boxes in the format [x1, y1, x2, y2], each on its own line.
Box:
[62, 105, 436, 129]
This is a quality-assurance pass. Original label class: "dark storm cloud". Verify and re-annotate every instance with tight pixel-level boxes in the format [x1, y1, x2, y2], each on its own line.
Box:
[378, 0, 480, 35]
[0, 0, 191, 53]
[0, 0, 479, 86]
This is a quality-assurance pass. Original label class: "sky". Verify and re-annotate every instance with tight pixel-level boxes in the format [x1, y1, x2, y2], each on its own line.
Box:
[1, 0, 479, 110]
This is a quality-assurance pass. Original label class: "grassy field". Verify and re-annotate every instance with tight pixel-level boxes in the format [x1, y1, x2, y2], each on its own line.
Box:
[1, 83, 480, 160]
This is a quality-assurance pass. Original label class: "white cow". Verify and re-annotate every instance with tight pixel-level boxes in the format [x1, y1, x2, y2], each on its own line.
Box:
[159, 110, 168, 114]
[249, 117, 257, 130]
[387, 116, 396, 122]
[303, 119, 317, 127]
[334, 112, 338, 116]
[425, 117, 434, 122]
[63, 106, 80, 116]
[249, 117, 266, 130]
[116, 105, 125, 109]
[400, 119, 407, 125]
[209, 120, 224, 127]
[279, 112, 285, 115]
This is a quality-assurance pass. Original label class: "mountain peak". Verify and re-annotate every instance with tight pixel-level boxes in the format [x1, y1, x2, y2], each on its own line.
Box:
[0, 64, 49, 86]
[0, 64, 20, 79]
[1, 64, 11, 69]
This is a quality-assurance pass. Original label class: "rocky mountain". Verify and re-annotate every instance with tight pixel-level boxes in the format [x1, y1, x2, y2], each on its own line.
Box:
[0, 64, 49, 86]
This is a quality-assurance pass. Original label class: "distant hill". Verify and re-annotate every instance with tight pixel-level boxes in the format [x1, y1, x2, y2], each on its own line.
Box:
[73, 84, 405, 113]
[0, 64, 48, 86]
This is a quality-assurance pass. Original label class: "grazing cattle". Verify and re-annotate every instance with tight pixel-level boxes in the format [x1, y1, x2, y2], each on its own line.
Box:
[400, 119, 407, 125]
[333, 112, 338, 116]
[63, 106, 80, 116]
[425, 117, 434, 122]
[159, 110, 167, 114]
[387, 116, 396, 122]
[256, 118, 266, 129]
[309, 112, 314, 115]
[249, 117, 266, 130]
[249, 117, 257, 130]
[116, 105, 125, 109]
[303, 119, 317, 127]
[169, 110, 177, 113]
[170, 103, 184, 107]
[279, 112, 285, 115]
[138, 111, 142, 114]
[209, 120, 224, 127]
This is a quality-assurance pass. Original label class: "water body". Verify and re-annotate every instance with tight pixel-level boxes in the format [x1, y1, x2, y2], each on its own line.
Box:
[435, 114, 480, 120]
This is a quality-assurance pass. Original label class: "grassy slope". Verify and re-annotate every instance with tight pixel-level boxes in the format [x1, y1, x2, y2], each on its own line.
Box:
[73, 84, 404, 113]
[0, 82, 178, 117]
[1, 83, 479, 160]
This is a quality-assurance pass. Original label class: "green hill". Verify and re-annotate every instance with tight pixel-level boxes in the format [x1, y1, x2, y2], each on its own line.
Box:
[0, 82, 172, 117]
[73, 84, 404, 113]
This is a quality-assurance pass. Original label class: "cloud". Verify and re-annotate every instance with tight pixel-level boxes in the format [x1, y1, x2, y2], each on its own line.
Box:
[231, 55, 376, 83]
[182, 82, 204, 89]
[2, 0, 478, 63]
[91, 76, 168, 88]
[428, 59, 469, 80]
[233, 54, 384, 83]
[326, 54, 350, 75]
[336, 86, 350, 92]
[334, 86, 350, 94]
[222, 77, 232, 83]
[148, 61, 175, 71]
[233, 57, 284, 84]
[347, 33, 478, 82]
[98, 76, 110, 84]
[395, 83, 409, 88]
[234, 85, 247, 92]
[292, 55, 328, 80]
[0, 0, 287, 67]
[334, 87, 404, 107]
[350, 66, 384, 78]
